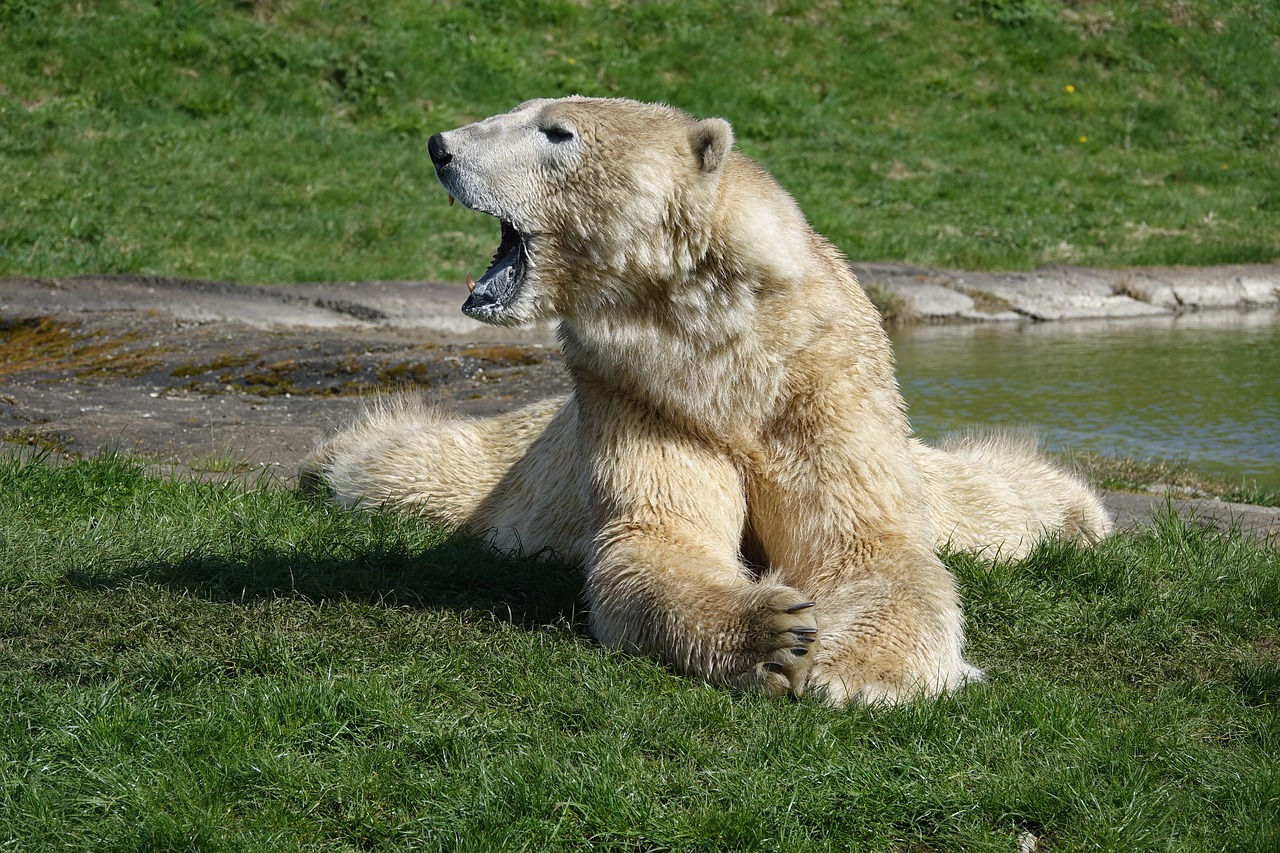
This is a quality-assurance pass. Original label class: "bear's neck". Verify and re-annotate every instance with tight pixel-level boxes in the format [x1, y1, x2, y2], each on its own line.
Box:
[557, 259, 822, 437]
[560, 312, 781, 438]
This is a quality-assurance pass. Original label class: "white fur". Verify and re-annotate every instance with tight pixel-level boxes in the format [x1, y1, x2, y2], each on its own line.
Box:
[304, 98, 1112, 706]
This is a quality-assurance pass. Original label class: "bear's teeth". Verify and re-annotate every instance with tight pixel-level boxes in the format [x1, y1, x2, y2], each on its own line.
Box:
[465, 272, 476, 293]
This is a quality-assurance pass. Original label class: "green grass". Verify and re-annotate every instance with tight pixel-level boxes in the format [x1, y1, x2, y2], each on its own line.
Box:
[1071, 452, 1280, 508]
[2, 453, 1277, 850]
[1, 0, 1277, 283]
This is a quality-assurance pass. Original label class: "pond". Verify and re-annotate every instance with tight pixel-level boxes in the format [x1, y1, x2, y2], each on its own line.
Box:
[890, 310, 1280, 491]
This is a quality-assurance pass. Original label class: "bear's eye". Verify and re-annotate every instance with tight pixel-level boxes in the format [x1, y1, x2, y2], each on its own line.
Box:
[540, 123, 576, 144]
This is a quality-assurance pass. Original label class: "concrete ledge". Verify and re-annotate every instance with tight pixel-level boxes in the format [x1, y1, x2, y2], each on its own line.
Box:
[855, 262, 1280, 323]
[1104, 491, 1280, 542]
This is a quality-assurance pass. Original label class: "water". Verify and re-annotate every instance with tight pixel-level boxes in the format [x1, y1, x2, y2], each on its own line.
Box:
[890, 310, 1280, 490]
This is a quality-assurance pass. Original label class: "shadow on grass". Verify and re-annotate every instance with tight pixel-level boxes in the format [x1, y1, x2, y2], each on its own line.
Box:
[65, 531, 587, 631]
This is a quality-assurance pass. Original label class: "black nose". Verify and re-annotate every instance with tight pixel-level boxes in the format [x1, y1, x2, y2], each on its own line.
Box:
[428, 133, 452, 169]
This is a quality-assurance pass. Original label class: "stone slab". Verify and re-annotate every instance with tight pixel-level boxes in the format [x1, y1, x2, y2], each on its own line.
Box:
[860, 263, 1280, 323]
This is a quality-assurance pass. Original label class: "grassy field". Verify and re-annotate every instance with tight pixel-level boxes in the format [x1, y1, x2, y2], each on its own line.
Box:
[1, 0, 1277, 283]
[1, 453, 1277, 850]
[3, 4, 1278, 849]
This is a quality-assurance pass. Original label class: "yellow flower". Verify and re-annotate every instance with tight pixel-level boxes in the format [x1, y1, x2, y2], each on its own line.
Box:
[1064, 84, 1076, 93]
[1078, 135, 1088, 143]
[1221, 163, 1230, 170]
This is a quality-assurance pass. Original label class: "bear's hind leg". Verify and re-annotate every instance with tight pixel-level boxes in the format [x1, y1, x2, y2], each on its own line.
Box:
[301, 395, 593, 560]
[914, 433, 1113, 559]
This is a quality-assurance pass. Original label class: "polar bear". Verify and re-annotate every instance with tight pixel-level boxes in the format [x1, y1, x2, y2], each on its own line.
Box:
[303, 97, 1112, 706]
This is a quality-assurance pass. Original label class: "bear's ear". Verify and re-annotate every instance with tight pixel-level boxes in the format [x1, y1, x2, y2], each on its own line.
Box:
[689, 117, 733, 175]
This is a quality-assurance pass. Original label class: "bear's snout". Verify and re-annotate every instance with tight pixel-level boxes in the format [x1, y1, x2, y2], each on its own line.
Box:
[428, 133, 452, 170]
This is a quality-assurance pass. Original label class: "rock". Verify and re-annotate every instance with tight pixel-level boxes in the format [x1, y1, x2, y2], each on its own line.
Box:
[1104, 491, 1280, 542]
[859, 262, 1280, 323]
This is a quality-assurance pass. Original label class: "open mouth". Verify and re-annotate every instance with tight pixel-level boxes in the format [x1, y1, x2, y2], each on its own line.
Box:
[461, 214, 529, 323]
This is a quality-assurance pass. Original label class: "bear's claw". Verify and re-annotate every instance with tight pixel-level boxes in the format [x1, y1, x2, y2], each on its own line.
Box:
[732, 585, 820, 696]
[792, 625, 818, 656]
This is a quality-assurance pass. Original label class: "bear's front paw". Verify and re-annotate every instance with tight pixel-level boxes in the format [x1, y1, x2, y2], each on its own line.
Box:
[731, 585, 819, 697]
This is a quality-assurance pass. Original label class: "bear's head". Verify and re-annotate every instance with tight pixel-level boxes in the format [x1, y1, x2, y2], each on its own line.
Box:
[428, 97, 734, 326]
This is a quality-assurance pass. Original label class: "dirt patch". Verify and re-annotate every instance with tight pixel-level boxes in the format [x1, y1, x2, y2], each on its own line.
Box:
[0, 316, 163, 380]
[955, 286, 1017, 315]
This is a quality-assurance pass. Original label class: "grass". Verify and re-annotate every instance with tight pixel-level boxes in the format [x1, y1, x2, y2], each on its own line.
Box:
[1, 452, 1277, 850]
[1, 0, 1277, 283]
[1071, 452, 1280, 508]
